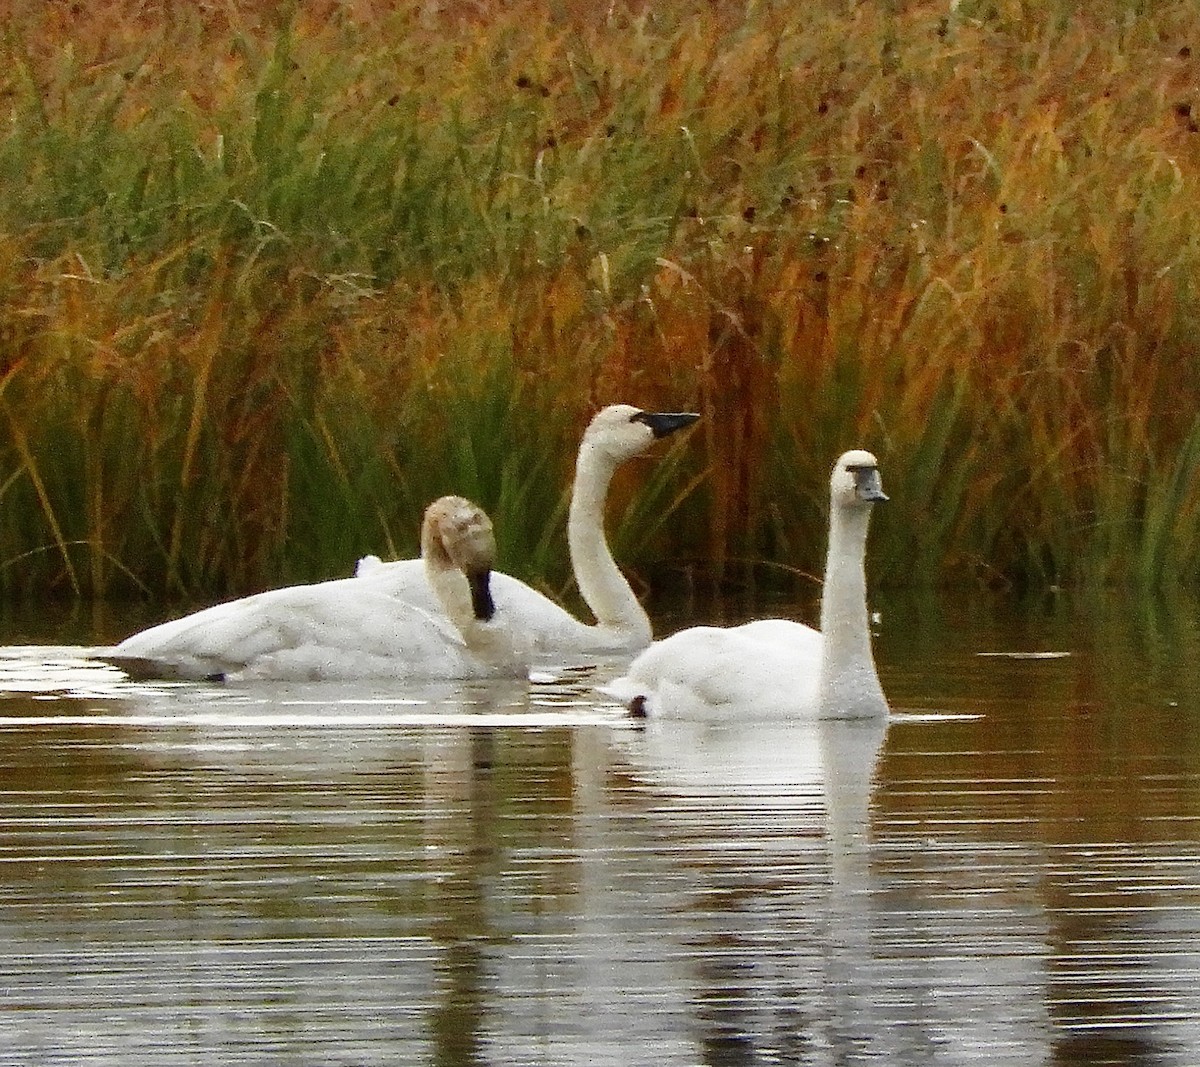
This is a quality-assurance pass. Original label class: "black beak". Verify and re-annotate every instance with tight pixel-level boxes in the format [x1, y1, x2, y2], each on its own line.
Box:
[467, 570, 496, 621]
[633, 411, 701, 439]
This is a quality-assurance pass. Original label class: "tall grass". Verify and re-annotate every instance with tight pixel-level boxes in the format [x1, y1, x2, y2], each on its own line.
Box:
[3, 0, 1200, 601]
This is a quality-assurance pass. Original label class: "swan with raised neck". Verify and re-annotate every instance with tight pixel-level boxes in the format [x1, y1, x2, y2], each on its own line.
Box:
[356, 404, 700, 661]
[600, 449, 889, 720]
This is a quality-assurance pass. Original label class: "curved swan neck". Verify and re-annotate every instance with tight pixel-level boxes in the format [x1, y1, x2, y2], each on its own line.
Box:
[421, 497, 511, 660]
[818, 503, 886, 717]
[424, 545, 526, 669]
[423, 552, 476, 635]
[568, 446, 652, 644]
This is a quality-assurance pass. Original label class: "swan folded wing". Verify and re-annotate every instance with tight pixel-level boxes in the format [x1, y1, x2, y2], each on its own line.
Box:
[603, 623, 823, 718]
[731, 617, 822, 652]
[601, 627, 752, 710]
[108, 578, 471, 681]
[106, 587, 295, 679]
[236, 588, 474, 679]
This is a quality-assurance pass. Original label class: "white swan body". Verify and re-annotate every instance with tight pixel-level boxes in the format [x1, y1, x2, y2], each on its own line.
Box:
[99, 496, 531, 682]
[355, 405, 700, 662]
[601, 450, 889, 720]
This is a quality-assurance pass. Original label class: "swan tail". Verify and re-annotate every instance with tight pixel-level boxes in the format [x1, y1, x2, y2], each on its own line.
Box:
[93, 652, 226, 683]
[354, 554, 384, 577]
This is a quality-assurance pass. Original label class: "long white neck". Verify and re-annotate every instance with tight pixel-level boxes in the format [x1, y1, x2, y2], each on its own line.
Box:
[424, 555, 477, 637]
[567, 445, 653, 647]
[817, 503, 887, 718]
[424, 558, 528, 672]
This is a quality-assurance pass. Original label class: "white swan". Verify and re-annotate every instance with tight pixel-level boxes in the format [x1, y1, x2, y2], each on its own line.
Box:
[600, 449, 889, 720]
[354, 404, 700, 662]
[97, 496, 531, 682]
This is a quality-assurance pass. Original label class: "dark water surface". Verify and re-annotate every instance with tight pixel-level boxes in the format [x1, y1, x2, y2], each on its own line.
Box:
[1, 591, 1199, 1066]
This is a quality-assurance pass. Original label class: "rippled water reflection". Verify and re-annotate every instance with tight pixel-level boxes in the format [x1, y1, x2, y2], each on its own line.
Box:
[1, 592, 1199, 1065]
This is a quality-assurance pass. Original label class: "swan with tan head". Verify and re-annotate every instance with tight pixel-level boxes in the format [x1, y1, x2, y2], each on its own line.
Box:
[356, 404, 700, 663]
[99, 496, 529, 682]
[601, 450, 889, 720]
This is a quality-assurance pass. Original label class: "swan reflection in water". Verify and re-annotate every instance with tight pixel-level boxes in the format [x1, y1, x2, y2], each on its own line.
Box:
[0, 659, 607, 1067]
[6, 642, 1200, 1064]
[527, 712, 890, 1065]
[594, 710, 1056, 1066]
[4, 644, 896, 1064]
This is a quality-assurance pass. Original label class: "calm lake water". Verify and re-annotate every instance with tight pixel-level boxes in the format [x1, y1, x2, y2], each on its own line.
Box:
[1, 590, 1199, 1066]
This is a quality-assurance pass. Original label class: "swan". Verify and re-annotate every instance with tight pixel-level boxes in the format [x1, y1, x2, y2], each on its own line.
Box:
[97, 496, 532, 682]
[354, 404, 700, 662]
[600, 449, 889, 720]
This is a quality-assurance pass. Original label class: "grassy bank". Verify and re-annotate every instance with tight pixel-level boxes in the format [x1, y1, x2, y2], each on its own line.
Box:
[2, 0, 1200, 602]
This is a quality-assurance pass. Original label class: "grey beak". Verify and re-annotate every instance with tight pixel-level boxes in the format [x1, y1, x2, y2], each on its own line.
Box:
[853, 466, 888, 502]
[634, 411, 701, 439]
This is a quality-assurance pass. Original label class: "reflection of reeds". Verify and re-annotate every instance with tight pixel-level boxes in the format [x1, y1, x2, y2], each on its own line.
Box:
[3, 1, 1200, 597]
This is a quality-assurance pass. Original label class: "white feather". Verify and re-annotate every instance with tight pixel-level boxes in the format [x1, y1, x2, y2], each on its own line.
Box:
[600, 449, 888, 720]
[354, 404, 699, 661]
[98, 497, 529, 682]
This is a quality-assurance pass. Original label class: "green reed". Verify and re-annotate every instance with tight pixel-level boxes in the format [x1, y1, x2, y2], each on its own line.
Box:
[3, 0, 1200, 602]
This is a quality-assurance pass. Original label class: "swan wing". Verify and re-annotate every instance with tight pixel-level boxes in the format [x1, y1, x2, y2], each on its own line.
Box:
[602, 622, 822, 719]
[733, 618, 822, 655]
[108, 577, 479, 681]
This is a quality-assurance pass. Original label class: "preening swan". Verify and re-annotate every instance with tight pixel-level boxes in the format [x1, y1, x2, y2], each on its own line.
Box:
[98, 496, 531, 682]
[355, 405, 700, 662]
[601, 450, 889, 720]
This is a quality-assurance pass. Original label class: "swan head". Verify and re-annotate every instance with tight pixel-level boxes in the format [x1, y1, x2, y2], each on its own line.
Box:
[421, 496, 498, 621]
[831, 450, 888, 508]
[580, 404, 701, 465]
